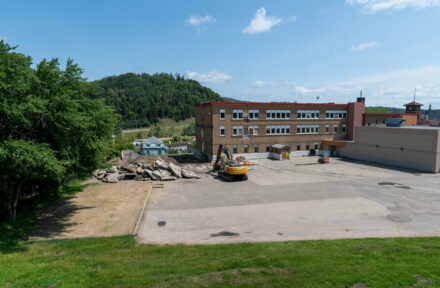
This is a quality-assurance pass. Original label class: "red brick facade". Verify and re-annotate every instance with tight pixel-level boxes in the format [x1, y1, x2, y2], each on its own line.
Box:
[195, 100, 364, 155]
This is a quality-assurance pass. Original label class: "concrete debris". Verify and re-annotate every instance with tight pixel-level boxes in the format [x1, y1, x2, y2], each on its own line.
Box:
[93, 158, 205, 183]
[182, 169, 200, 179]
[103, 172, 123, 183]
[169, 162, 182, 178]
[155, 159, 169, 170]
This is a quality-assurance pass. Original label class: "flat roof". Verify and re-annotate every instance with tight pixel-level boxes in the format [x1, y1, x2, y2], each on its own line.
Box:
[195, 101, 348, 107]
[399, 126, 440, 130]
[363, 113, 415, 117]
[365, 125, 440, 130]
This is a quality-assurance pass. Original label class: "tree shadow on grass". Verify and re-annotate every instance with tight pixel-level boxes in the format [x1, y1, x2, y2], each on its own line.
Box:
[0, 216, 33, 253]
[0, 181, 92, 253]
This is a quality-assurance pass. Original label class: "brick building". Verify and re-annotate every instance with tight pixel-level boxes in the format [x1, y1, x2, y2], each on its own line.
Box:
[363, 113, 418, 127]
[195, 98, 365, 155]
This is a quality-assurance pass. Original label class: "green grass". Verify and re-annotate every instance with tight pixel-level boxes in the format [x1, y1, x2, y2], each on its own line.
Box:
[1, 236, 440, 287]
[122, 118, 194, 138]
[0, 180, 92, 254]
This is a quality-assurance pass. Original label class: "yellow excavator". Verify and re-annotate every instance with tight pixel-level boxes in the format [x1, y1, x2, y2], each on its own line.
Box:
[213, 144, 248, 181]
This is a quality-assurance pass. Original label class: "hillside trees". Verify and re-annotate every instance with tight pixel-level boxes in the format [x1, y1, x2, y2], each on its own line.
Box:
[89, 73, 232, 129]
[0, 41, 117, 221]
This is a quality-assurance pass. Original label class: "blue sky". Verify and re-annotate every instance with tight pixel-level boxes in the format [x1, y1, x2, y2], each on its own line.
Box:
[1, 0, 440, 107]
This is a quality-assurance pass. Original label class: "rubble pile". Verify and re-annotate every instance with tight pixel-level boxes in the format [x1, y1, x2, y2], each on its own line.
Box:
[93, 159, 204, 183]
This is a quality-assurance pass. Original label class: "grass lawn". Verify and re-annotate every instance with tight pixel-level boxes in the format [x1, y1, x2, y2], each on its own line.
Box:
[122, 118, 194, 138]
[1, 236, 440, 288]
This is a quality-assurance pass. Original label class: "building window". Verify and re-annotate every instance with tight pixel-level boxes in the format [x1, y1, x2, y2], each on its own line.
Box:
[266, 125, 291, 135]
[249, 110, 259, 119]
[232, 145, 238, 154]
[325, 125, 330, 133]
[232, 126, 244, 136]
[220, 126, 225, 136]
[232, 109, 243, 120]
[266, 110, 291, 119]
[254, 144, 259, 153]
[296, 144, 301, 151]
[220, 109, 225, 120]
[244, 144, 249, 153]
[342, 125, 346, 133]
[297, 125, 320, 135]
[334, 125, 338, 133]
[248, 126, 259, 135]
[314, 143, 319, 150]
[265, 144, 271, 152]
[297, 110, 320, 119]
[326, 110, 347, 119]
[305, 144, 310, 150]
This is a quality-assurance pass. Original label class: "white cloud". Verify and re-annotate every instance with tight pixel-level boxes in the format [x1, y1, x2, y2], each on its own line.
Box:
[254, 80, 276, 88]
[351, 41, 378, 51]
[346, 0, 440, 13]
[243, 7, 283, 34]
[187, 70, 233, 83]
[186, 15, 216, 26]
[288, 66, 440, 107]
[287, 15, 297, 22]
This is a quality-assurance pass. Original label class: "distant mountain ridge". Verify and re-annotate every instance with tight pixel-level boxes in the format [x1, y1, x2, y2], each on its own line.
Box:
[89, 73, 236, 128]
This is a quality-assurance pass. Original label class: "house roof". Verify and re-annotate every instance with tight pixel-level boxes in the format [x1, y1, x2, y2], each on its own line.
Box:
[143, 136, 164, 145]
[423, 110, 440, 121]
[403, 101, 424, 106]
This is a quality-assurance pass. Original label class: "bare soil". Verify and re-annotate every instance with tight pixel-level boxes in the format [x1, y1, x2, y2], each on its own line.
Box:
[30, 182, 152, 240]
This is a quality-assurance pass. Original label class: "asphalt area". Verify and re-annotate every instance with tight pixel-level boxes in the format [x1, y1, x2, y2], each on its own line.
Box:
[137, 157, 440, 244]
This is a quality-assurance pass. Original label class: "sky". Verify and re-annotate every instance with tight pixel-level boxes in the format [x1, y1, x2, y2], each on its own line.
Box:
[1, 0, 440, 108]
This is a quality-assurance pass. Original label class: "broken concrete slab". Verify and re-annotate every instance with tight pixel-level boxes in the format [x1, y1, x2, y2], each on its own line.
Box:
[103, 173, 121, 183]
[155, 159, 169, 170]
[182, 169, 200, 179]
[169, 162, 182, 178]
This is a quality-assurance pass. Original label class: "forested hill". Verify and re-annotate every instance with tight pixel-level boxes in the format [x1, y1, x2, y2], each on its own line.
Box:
[89, 73, 234, 128]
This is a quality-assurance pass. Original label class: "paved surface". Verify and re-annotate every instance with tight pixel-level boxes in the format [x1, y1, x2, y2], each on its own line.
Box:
[137, 157, 440, 244]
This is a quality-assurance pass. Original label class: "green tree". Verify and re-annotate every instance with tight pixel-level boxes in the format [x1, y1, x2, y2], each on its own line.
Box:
[182, 122, 195, 136]
[0, 140, 64, 221]
[89, 73, 237, 127]
[0, 41, 117, 220]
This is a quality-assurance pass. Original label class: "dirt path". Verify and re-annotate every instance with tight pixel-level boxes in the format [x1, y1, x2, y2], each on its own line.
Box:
[30, 182, 152, 240]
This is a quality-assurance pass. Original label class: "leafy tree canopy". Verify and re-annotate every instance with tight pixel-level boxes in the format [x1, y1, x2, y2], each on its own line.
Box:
[89, 73, 235, 129]
[0, 41, 117, 220]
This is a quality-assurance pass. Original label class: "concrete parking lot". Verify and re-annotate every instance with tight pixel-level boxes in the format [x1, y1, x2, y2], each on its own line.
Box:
[138, 157, 440, 244]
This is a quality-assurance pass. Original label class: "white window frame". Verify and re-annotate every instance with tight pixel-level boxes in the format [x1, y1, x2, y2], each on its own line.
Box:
[219, 109, 225, 120]
[232, 109, 243, 120]
[220, 126, 225, 136]
[326, 110, 347, 119]
[297, 110, 320, 120]
[249, 110, 259, 120]
[333, 125, 338, 133]
[232, 126, 244, 136]
[265, 125, 291, 135]
[266, 110, 291, 120]
[296, 125, 320, 135]
[325, 124, 330, 133]
[342, 124, 347, 133]
[248, 125, 259, 135]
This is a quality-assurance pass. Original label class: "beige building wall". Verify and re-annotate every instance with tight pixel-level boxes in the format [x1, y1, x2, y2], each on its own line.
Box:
[338, 126, 440, 173]
[195, 102, 361, 155]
